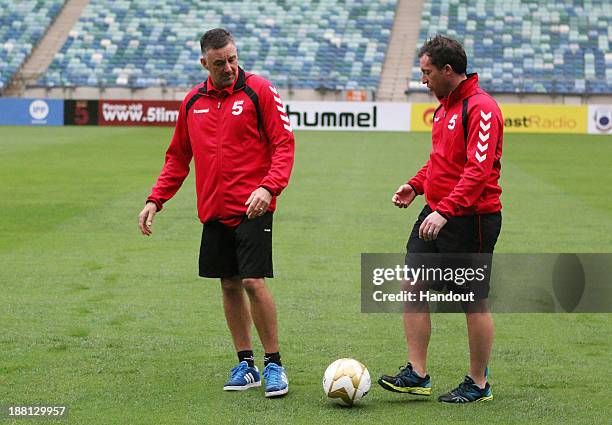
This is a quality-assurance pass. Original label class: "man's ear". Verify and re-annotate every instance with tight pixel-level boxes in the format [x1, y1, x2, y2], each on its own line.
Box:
[200, 56, 208, 71]
[443, 64, 454, 75]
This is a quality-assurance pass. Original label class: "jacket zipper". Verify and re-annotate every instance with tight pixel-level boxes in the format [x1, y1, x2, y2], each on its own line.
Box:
[217, 96, 224, 216]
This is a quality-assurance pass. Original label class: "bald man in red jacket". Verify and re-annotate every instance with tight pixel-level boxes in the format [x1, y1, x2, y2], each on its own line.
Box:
[379, 35, 503, 404]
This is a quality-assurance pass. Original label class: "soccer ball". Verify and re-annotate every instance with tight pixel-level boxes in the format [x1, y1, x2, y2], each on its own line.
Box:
[323, 358, 371, 406]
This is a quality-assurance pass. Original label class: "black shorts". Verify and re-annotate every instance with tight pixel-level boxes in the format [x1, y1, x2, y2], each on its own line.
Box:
[406, 205, 502, 299]
[199, 212, 273, 279]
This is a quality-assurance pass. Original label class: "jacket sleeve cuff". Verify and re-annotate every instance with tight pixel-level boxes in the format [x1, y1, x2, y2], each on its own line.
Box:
[259, 185, 275, 197]
[435, 209, 450, 220]
[436, 199, 457, 218]
[146, 198, 163, 212]
[407, 180, 423, 195]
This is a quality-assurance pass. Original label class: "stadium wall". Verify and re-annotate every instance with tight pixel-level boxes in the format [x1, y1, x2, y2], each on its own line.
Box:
[412, 103, 589, 134]
[19, 86, 612, 105]
[21, 87, 369, 102]
[1, 97, 610, 135]
[405, 91, 612, 106]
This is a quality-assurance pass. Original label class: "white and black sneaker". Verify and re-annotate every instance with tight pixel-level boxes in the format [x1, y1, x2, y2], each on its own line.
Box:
[438, 376, 493, 403]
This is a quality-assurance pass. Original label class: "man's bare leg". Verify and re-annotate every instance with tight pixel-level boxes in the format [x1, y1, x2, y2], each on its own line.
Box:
[465, 300, 493, 388]
[404, 302, 431, 377]
[220, 277, 252, 351]
[242, 278, 279, 353]
[378, 282, 431, 395]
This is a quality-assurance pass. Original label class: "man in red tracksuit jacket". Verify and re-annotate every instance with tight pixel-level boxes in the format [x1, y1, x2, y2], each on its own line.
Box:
[137, 29, 294, 398]
[378, 36, 503, 403]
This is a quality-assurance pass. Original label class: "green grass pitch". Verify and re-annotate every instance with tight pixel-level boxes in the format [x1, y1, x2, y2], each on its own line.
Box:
[1, 126, 610, 424]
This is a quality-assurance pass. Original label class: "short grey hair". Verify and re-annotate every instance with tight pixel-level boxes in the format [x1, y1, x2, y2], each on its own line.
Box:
[200, 28, 234, 53]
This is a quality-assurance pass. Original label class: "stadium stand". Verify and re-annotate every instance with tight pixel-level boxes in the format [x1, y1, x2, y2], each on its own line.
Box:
[37, 0, 397, 91]
[409, 0, 611, 94]
[0, 0, 64, 91]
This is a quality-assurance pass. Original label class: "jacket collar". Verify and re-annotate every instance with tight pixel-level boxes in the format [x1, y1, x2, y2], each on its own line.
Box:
[440, 73, 479, 109]
[199, 67, 246, 95]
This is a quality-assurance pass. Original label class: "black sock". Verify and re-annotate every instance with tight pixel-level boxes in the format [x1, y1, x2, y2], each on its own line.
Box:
[237, 350, 254, 367]
[264, 352, 282, 367]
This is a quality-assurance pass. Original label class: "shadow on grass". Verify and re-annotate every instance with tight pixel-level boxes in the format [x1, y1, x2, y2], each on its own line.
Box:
[378, 398, 431, 405]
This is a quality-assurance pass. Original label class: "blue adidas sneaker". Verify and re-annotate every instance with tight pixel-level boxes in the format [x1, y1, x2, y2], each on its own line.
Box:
[263, 363, 289, 398]
[223, 361, 261, 391]
[438, 375, 493, 403]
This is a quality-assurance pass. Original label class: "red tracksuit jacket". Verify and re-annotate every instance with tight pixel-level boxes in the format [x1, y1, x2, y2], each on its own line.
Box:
[408, 74, 503, 217]
[147, 67, 295, 225]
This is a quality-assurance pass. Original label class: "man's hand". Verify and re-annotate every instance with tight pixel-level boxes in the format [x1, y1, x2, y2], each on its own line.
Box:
[138, 202, 158, 236]
[245, 187, 272, 219]
[419, 211, 448, 241]
[392, 184, 416, 208]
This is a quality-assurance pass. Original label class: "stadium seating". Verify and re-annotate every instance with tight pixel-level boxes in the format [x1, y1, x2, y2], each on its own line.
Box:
[38, 0, 397, 90]
[0, 0, 63, 91]
[409, 0, 611, 94]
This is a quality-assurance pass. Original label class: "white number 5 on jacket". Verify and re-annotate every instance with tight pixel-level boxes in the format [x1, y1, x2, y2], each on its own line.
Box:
[232, 100, 244, 116]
